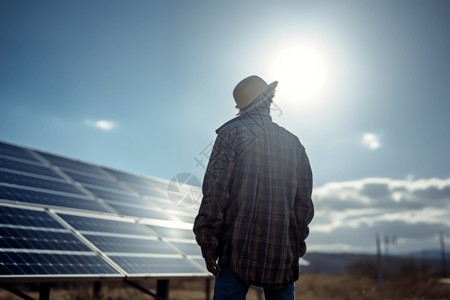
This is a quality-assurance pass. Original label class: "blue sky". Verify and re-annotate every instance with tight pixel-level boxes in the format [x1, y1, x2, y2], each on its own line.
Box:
[1, 0, 449, 254]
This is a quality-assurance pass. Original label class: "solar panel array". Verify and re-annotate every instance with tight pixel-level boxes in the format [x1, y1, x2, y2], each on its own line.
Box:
[0, 140, 207, 282]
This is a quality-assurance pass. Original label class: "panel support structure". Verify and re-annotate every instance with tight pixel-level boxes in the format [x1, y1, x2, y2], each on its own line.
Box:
[93, 281, 102, 299]
[124, 279, 169, 300]
[39, 283, 51, 300]
[0, 284, 35, 300]
[157, 279, 169, 300]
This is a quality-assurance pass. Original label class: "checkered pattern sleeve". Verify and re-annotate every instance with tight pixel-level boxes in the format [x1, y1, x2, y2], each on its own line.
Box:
[193, 132, 236, 259]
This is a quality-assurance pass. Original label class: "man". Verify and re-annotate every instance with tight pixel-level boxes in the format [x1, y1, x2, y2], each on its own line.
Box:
[193, 75, 314, 300]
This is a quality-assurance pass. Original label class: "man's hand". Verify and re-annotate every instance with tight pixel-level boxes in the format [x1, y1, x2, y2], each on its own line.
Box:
[205, 257, 221, 278]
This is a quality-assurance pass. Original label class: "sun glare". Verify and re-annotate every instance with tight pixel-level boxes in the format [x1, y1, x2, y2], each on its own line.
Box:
[268, 41, 329, 109]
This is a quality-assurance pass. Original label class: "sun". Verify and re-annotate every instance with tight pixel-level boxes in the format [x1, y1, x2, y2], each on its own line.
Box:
[268, 42, 329, 108]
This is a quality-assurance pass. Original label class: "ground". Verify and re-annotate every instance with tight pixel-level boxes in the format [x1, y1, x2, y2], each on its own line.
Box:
[1, 273, 449, 300]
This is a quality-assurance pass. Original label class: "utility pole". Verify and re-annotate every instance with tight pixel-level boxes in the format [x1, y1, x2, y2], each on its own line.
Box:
[440, 232, 448, 277]
[376, 232, 383, 291]
[384, 235, 397, 258]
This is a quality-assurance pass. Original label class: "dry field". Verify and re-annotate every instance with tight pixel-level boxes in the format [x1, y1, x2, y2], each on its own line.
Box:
[1, 273, 449, 300]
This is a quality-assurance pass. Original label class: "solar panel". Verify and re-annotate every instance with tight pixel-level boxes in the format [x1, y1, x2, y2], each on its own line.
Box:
[59, 214, 150, 236]
[0, 143, 39, 163]
[0, 140, 209, 283]
[0, 170, 84, 195]
[63, 170, 121, 190]
[106, 203, 173, 221]
[0, 252, 117, 275]
[148, 225, 196, 240]
[83, 186, 147, 205]
[109, 256, 204, 275]
[102, 167, 169, 199]
[0, 227, 94, 251]
[170, 213, 196, 224]
[83, 235, 177, 254]
[0, 185, 110, 212]
[56, 212, 206, 276]
[0, 157, 61, 179]
[37, 151, 106, 177]
[121, 182, 167, 198]
[0, 205, 120, 276]
[102, 167, 151, 186]
[0, 205, 64, 228]
[168, 241, 202, 256]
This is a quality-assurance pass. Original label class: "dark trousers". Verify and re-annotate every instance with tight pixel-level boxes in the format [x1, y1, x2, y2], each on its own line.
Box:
[213, 266, 295, 300]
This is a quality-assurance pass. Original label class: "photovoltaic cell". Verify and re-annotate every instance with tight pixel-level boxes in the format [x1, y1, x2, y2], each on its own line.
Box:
[59, 214, 151, 236]
[0, 185, 109, 212]
[0, 142, 38, 163]
[109, 256, 204, 274]
[102, 168, 150, 185]
[0, 205, 120, 276]
[0, 227, 91, 252]
[0, 206, 90, 252]
[148, 226, 195, 240]
[147, 198, 181, 211]
[169, 242, 202, 256]
[0, 170, 83, 195]
[84, 235, 178, 254]
[0, 158, 62, 179]
[172, 214, 196, 224]
[102, 168, 173, 200]
[65, 170, 121, 190]
[191, 258, 207, 270]
[122, 182, 168, 199]
[84, 186, 146, 205]
[37, 151, 106, 177]
[0, 252, 118, 275]
[107, 203, 171, 220]
[0, 205, 64, 229]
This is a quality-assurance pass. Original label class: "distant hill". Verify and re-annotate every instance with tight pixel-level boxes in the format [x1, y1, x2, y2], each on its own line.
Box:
[302, 251, 448, 275]
[302, 252, 376, 274]
[405, 249, 447, 260]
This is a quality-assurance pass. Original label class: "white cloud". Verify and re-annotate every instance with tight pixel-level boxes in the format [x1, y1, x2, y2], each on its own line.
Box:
[85, 119, 116, 131]
[309, 177, 450, 253]
[362, 133, 380, 150]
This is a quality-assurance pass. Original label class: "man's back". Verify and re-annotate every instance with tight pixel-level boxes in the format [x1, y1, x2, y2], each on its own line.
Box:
[195, 109, 313, 289]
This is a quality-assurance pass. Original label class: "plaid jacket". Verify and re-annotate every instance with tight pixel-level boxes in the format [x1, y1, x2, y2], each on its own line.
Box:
[193, 107, 314, 289]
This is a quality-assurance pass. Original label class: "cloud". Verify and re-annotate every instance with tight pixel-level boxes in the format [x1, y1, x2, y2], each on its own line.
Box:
[309, 177, 450, 253]
[362, 133, 380, 150]
[85, 120, 116, 131]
